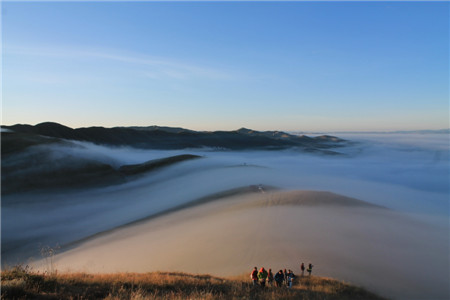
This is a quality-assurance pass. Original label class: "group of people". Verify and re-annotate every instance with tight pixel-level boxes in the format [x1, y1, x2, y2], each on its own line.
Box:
[250, 263, 314, 288]
[300, 262, 314, 276]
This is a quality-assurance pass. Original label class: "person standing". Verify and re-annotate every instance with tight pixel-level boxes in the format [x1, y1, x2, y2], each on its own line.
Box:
[300, 262, 305, 276]
[258, 267, 268, 287]
[267, 268, 274, 287]
[250, 267, 258, 286]
[287, 269, 296, 288]
[307, 263, 314, 276]
[274, 270, 284, 287]
[283, 269, 288, 287]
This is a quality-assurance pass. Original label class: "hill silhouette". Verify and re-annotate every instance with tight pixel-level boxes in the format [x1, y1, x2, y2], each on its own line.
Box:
[1, 148, 201, 195]
[1, 123, 347, 194]
[2, 122, 347, 152]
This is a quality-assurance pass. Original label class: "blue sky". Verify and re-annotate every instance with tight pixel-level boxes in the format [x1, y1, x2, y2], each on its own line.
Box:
[2, 1, 449, 131]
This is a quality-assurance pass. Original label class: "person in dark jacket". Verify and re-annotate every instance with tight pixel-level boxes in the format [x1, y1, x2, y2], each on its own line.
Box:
[274, 270, 284, 287]
[267, 268, 274, 287]
[286, 269, 296, 288]
[301, 262, 305, 276]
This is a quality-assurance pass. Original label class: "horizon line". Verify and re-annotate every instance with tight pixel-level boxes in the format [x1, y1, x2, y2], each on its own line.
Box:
[1, 121, 449, 134]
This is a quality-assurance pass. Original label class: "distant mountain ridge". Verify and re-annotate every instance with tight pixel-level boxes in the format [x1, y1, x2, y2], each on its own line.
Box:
[2, 122, 347, 152]
[1, 122, 348, 194]
[291, 128, 450, 135]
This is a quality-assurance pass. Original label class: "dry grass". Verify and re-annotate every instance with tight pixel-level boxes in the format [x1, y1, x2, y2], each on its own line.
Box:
[1, 265, 386, 299]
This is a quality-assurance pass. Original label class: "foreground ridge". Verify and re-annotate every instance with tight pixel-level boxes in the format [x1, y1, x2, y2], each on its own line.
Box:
[1, 267, 386, 300]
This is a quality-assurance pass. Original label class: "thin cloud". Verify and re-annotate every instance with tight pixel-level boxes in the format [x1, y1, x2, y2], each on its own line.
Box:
[4, 45, 236, 80]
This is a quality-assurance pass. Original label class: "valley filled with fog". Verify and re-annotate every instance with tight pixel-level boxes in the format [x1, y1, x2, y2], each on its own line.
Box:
[2, 133, 449, 299]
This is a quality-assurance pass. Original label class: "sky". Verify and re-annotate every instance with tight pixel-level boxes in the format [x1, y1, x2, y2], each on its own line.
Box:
[2, 1, 449, 131]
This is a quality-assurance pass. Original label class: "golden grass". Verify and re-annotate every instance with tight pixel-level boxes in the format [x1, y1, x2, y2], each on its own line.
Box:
[1, 265, 386, 299]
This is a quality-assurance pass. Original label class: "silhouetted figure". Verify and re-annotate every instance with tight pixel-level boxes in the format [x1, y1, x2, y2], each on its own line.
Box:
[274, 270, 284, 287]
[267, 268, 274, 287]
[258, 267, 268, 287]
[300, 262, 305, 276]
[286, 269, 296, 288]
[284, 269, 288, 286]
[307, 263, 313, 276]
[250, 267, 258, 286]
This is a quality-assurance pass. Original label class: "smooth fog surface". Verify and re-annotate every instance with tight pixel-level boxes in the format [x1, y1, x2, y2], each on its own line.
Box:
[2, 133, 449, 299]
[47, 192, 449, 300]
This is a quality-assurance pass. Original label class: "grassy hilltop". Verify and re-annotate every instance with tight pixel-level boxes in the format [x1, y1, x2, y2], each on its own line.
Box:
[1, 266, 385, 300]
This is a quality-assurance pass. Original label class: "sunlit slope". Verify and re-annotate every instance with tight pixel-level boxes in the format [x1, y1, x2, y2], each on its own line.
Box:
[1, 268, 386, 300]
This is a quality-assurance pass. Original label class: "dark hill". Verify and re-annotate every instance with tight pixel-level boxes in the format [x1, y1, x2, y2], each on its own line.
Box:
[2, 122, 347, 152]
[118, 154, 201, 176]
[1, 123, 348, 194]
[1, 141, 202, 195]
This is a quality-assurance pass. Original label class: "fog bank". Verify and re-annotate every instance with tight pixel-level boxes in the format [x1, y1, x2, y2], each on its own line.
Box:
[41, 191, 449, 300]
[2, 133, 449, 299]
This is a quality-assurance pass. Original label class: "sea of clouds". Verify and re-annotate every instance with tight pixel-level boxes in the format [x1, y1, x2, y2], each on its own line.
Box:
[2, 133, 449, 265]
